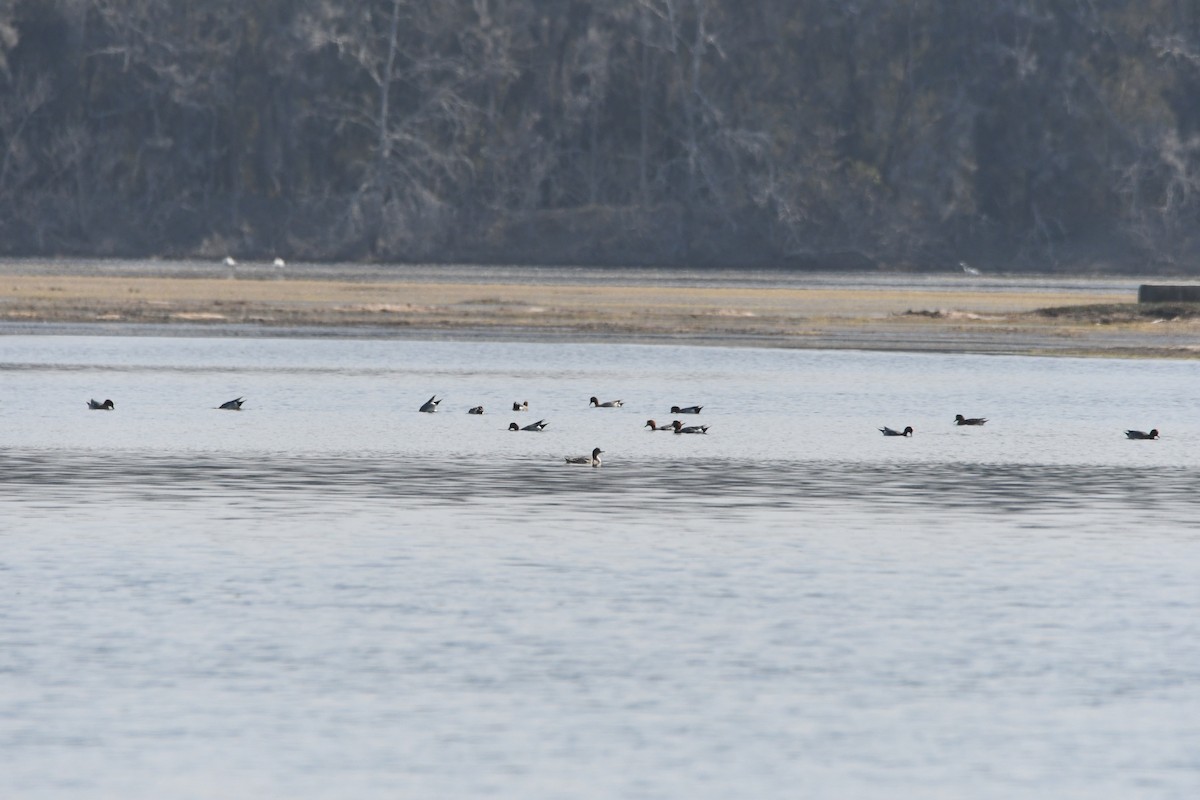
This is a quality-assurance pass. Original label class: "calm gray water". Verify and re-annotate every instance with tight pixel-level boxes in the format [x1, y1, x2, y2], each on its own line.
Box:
[2, 334, 1199, 799]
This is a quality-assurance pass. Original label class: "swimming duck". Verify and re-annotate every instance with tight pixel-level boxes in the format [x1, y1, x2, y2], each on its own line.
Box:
[218, 397, 245, 410]
[672, 420, 709, 434]
[87, 399, 115, 410]
[468, 406, 485, 415]
[671, 405, 702, 414]
[954, 414, 987, 426]
[512, 401, 528, 411]
[880, 426, 913, 437]
[1125, 428, 1159, 440]
[565, 447, 604, 467]
[644, 419, 673, 431]
[419, 395, 441, 413]
[590, 396, 623, 408]
[509, 419, 548, 432]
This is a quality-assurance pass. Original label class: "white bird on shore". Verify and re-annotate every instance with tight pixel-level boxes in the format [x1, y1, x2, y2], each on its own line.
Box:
[273, 257, 286, 268]
[960, 261, 981, 276]
[223, 256, 237, 267]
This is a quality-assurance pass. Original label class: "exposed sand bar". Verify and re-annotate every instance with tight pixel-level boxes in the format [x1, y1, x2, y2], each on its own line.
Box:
[0, 264, 1197, 358]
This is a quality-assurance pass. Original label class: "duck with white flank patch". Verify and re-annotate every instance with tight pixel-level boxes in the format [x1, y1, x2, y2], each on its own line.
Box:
[880, 426, 913, 437]
[954, 414, 987, 426]
[589, 396, 623, 408]
[419, 395, 441, 413]
[644, 419, 673, 431]
[87, 399, 115, 410]
[509, 420, 548, 432]
[672, 420, 709, 434]
[1125, 428, 1159, 440]
[512, 401, 528, 411]
[671, 405, 702, 414]
[565, 447, 604, 467]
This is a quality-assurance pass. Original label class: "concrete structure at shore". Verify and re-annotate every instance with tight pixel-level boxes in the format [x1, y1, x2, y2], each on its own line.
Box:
[1138, 284, 1200, 303]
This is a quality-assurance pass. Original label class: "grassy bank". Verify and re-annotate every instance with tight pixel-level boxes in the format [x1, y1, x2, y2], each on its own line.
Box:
[1, 272, 1196, 358]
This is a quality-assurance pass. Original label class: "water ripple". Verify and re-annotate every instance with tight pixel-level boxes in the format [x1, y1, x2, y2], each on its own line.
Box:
[4, 451, 1199, 522]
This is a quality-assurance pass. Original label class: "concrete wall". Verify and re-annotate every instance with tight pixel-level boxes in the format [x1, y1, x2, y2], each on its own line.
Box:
[1138, 285, 1200, 303]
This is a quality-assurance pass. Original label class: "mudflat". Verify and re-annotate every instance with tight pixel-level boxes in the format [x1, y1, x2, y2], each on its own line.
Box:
[0, 260, 1196, 357]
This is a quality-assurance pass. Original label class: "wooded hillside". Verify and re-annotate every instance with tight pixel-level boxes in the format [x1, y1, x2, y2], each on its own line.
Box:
[3, 1, 1200, 272]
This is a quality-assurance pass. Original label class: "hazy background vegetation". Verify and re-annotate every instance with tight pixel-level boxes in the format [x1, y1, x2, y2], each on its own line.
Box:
[3, 0, 1200, 272]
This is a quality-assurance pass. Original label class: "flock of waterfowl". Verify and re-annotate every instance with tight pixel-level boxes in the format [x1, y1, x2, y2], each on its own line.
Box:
[408, 394, 709, 466]
[83, 392, 709, 468]
[83, 394, 1160, 466]
[879, 414, 1160, 440]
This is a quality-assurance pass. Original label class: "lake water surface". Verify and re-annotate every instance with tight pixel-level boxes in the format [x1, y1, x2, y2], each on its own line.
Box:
[2, 334, 1198, 798]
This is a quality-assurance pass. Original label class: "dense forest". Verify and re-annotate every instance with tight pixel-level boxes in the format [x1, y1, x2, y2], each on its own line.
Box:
[2, 0, 1200, 272]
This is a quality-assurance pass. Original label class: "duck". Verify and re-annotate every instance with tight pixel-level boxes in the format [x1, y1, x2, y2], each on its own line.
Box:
[672, 420, 709, 434]
[671, 405, 702, 414]
[565, 447, 604, 467]
[419, 395, 441, 413]
[644, 419, 673, 431]
[468, 406, 485, 415]
[512, 401, 528, 411]
[87, 398, 115, 410]
[954, 414, 987, 426]
[1125, 428, 1159, 440]
[590, 396, 623, 408]
[880, 425, 913, 437]
[218, 397, 245, 410]
[509, 419, 548, 432]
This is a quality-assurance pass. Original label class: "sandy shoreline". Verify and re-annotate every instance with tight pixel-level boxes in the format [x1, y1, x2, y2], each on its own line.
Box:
[1, 263, 1197, 358]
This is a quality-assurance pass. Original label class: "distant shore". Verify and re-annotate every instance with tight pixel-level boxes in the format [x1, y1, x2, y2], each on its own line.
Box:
[1, 260, 1197, 358]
